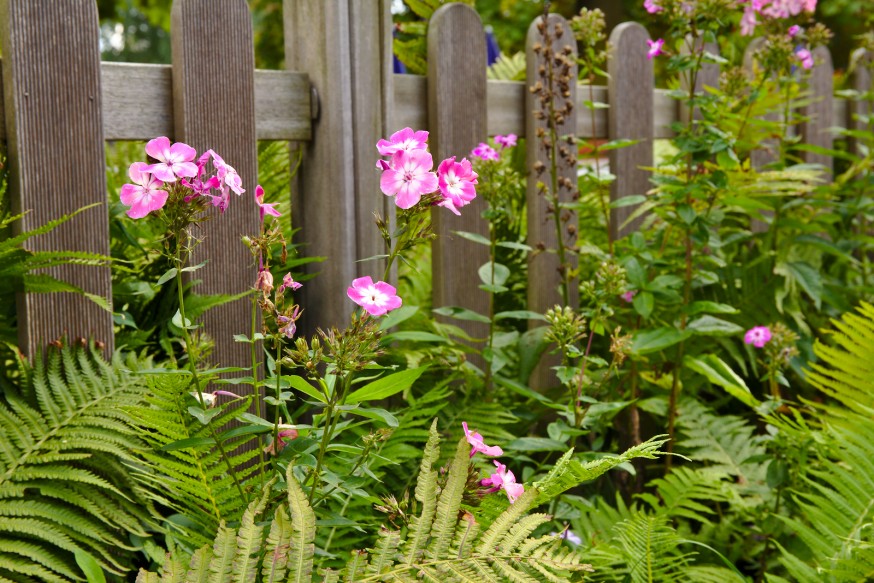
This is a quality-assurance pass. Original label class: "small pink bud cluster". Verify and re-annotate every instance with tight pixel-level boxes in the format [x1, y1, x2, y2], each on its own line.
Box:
[119, 136, 248, 219]
[377, 127, 478, 216]
[462, 422, 525, 504]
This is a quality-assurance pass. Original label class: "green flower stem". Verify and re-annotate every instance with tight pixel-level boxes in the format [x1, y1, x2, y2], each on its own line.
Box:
[251, 295, 265, 486]
[273, 343, 282, 458]
[483, 221, 497, 393]
[173, 243, 248, 505]
[307, 372, 352, 503]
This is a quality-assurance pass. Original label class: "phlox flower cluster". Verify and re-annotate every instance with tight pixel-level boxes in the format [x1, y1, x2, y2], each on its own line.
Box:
[470, 133, 516, 162]
[739, 0, 817, 36]
[119, 136, 246, 219]
[463, 422, 524, 504]
[745, 325, 772, 348]
[377, 127, 478, 215]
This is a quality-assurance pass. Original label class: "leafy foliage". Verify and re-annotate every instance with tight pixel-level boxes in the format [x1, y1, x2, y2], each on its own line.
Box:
[0, 343, 153, 581]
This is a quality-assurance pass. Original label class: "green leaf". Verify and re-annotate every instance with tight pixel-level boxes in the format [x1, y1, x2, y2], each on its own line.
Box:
[181, 260, 208, 272]
[345, 366, 428, 404]
[784, 261, 823, 310]
[171, 309, 196, 330]
[379, 305, 419, 330]
[492, 375, 555, 405]
[281, 375, 327, 404]
[452, 230, 491, 246]
[348, 407, 399, 427]
[494, 310, 548, 321]
[383, 331, 448, 343]
[685, 301, 739, 316]
[433, 306, 491, 323]
[74, 550, 106, 583]
[633, 291, 654, 319]
[478, 262, 510, 286]
[687, 315, 744, 336]
[156, 268, 178, 286]
[496, 241, 532, 251]
[684, 354, 760, 408]
[159, 436, 216, 452]
[506, 437, 568, 452]
[611, 194, 647, 208]
[632, 327, 691, 355]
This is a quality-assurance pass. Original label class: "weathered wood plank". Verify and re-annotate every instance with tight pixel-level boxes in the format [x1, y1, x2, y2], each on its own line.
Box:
[848, 48, 871, 157]
[607, 22, 653, 240]
[284, 0, 358, 334]
[798, 45, 834, 177]
[679, 36, 720, 124]
[0, 0, 113, 356]
[348, 0, 393, 280]
[428, 3, 489, 352]
[525, 12, 579, 390]
[171, 0, 260, 381]
[100, 63, 311, 141]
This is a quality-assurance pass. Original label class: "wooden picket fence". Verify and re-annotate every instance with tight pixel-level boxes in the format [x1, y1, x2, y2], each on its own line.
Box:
[3, 0, 870, 386]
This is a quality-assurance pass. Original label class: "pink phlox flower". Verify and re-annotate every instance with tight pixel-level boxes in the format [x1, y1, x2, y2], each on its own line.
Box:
[180, 173, 221, 202]
[437, 156, 478, 216]
[190, 390, 239, 408]
[644, 0, 663, 13]
[744, 326, 772, 348]
[740, 6, 758, 35]
[277, 306, 301, 339]
[278, 273, 303, 293]
[379, 149, 439, 209]
[796, 47, 814, 70]
[264, 422, 299, 455]
[376, 127, 429, 156]
[120, 162, 168, 219]
[471, 142, 499, 161]
[144, 136, 198, 183]
[206, 189, 230, 213]
[256, 268, 274, 294]
[787, 24, 801, 37]
[203, 149, 245, 196]
[647, 38, 665, 59]
[376, 159, 392, 171]
[254, 185, 281, 221]
[494, 134, 518, 149]
[462, 422, 503, 458]
[621, 290, 636, 303]
[481, 461, 525, 504]
[347, 276, 403, 316]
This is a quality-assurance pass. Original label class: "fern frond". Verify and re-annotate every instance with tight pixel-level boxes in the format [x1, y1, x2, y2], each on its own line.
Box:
[260, 506, 291, 583]
[428, 437, 470, 559]
[285, 465, 315, 583]
[402, 418, 441, 564]
[638, 466, 730, 524]
[207, 523, 237, 582]
[0, 344, 153, 580]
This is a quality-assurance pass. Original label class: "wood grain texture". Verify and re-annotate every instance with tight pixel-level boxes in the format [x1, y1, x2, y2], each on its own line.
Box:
[0, 0, 113, 357]
[171, 0, 260, 384]
[428, 4, 489, 351]
[848, 48, 871, 158]
[525, 13, 578, 389]
[607, 22, 653, 240]
[743, 39, 778, 233]
[284, 0, 357, 335]
[100, 63, 310, 141]
[679, 36, 720, 124]
[798, 45, 834, 177]
[348, 0, 393, 280]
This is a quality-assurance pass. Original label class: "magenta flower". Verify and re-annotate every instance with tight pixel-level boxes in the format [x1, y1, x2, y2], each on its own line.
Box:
[471, 142, 499, 161]
[120, 162, 168, 219]
[462, 422, 503, 458]
[644, 0, 662, 13]
[494, 134, 517, 149]
[481, 461, 525, 504]
[254, 185, 281, 222]
[744, 326, 772, 348]
[256, 268, 274, 294]
[203, 150, 245, 196]
[144, 136, 198, 183]
[263, 423, 299, 456]
[647, 38, 665, 60]
[180, 171, 220, 202]
[347, 276, 402, 317]
[437, 157, 478, 216]
[379, 149, 439, 209]
[621, 290, 636, 303]
[796, 47, 814, 70]
[278, 273, 302, 293]
[787, 24, 801, 37]
[376, 127, 429, 156]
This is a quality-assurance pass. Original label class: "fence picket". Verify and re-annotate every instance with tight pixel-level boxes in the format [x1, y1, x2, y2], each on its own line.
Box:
[607, 22, 654, 240]
[848, 48, 872, 158]
[525, 13, 578, 389]
[798, 45, 834, 177]
[170, 0, 259, 381]
[427, 4, 489, 351]
[0, 0, 113, 356]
